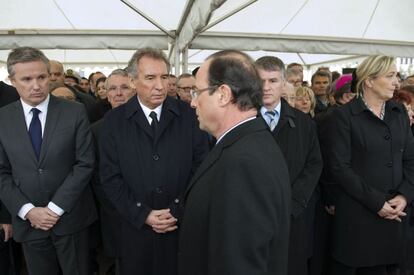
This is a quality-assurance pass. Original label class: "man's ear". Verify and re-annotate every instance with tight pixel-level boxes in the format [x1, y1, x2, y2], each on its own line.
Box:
[129, 76, 136, 90]
[217, 84, 233, 106]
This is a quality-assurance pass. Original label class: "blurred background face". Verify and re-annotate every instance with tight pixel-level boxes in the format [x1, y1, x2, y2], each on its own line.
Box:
[281, 82, 296, 107]
[79, 78, 90, 92]
[107, 75, 135, 108]
[167, 76, 177, 97]
[177, 77, 195, 104]
[311, 76, 330, 96]
[294, 93, 311, 114]
[96, 79, 107, 99]
[49, 61, 64, 84]
[51, 87, 76, 101]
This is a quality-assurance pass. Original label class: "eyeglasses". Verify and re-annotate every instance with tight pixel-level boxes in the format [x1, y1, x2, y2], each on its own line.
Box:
[178, 86, 194, 92]
[190, 86, 217, 99]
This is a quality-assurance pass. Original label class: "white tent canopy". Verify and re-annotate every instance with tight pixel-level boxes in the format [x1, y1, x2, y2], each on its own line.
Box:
[1, 0, 414, 74]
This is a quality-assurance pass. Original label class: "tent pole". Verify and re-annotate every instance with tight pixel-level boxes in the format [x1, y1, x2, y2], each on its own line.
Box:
[175, 40, 180, 76]
[182, 47, 188, 74]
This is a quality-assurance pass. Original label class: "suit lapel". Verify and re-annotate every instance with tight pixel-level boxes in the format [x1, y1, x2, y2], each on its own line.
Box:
[11, 102, 38, 163]
[39, 96, 62, 163]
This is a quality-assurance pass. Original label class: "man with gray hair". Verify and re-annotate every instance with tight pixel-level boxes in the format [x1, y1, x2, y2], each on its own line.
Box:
[99, 47, 209, 275]
[256, 55, 323, 275]
[0, 47, 96, 275]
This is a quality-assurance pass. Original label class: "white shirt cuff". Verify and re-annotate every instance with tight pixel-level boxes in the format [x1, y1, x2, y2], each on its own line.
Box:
[47, 202, 64, 216]
[18, 203, 35, 220]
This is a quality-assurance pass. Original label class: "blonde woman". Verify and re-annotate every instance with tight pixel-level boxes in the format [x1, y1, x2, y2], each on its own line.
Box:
[326, 55, 414, 274]
[294, 86, 316, 117]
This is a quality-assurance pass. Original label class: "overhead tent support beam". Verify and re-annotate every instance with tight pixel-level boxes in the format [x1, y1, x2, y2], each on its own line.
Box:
[200, 0, 258, 33]
[308, 55, 367, 68]
[175, 39, 180, 76]
[0, 31, 168, 50]
[120, 0, 175, 39]
[191, 32, 414, 57]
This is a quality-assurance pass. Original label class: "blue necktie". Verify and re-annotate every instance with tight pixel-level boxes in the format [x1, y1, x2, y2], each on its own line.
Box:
[29, 108, 42, 159]
[265, 110, 277, 131]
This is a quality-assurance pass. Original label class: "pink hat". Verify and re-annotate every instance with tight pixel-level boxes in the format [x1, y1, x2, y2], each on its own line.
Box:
[335, 74, 353, 91]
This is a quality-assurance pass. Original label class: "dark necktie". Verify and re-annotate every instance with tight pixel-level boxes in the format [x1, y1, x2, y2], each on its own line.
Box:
[265, 110, 277, 131]
[149, 111, 159, 136]
[29, 108, 42, 159]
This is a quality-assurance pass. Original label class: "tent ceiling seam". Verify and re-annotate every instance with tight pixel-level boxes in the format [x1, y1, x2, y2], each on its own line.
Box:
[297, 53, 307, 66]
[52, 0, 76, 29]
[362, 0, 381, 38]
[279, 0, 309, 34]
[108, 49, 119, 64]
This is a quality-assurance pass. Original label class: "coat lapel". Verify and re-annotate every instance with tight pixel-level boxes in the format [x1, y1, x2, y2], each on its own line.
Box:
[39, 96, 61, 163]
[11, 101, 38, 163]
[156, 97, 180, 145]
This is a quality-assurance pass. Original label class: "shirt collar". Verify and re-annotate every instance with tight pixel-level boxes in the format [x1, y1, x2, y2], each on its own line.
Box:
[137, 97, 163, 122]
[216, 116, 256, 145]
[20, 94, 50, 116]
[260, 100, 281, 117]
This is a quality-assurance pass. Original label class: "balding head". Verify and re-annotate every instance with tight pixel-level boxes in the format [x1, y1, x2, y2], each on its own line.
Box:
[49, 60, 65, 84]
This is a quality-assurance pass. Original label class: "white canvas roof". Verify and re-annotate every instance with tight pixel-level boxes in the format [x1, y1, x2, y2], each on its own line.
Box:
[1, 0, 413, 74]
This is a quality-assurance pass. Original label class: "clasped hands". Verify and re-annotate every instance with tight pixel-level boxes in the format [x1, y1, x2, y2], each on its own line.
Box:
[25, 207, 60, 231]
[145, 209, 178, 234]
[377, 195, 407, 222]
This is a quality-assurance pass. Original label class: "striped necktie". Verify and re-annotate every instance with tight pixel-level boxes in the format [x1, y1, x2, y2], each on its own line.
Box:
[265, 110, 277, 131]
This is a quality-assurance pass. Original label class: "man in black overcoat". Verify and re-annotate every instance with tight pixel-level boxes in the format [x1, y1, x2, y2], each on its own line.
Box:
[255, 56, 323, 275]
[178, 50, 291, 275]
[99, 48, 209, 275]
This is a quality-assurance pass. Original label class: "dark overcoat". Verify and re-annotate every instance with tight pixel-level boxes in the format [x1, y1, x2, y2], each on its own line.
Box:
[178, 118, 291, 275]
[326, 97, 414, 267]
[265, 99, 323, 274]
[99, 96, 209, 275]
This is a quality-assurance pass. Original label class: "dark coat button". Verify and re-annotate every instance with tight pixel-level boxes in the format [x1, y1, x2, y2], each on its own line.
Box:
[38, 169, 44, 174]
[153, 154, 160, 161]
[386, 162, 393, 167]
[384, 134, 390, 140]
[174, 198, 180, 204]
[156, 187, 163, 194]
[136, 202, 141, 207]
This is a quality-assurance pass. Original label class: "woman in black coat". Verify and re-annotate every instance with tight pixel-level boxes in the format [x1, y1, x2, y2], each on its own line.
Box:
[325, 55, 414, 275]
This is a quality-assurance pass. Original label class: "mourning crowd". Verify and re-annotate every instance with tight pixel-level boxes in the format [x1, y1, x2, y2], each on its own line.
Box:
[0, 47, 413, 275]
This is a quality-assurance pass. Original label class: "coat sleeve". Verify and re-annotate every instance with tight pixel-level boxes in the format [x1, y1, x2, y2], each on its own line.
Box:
[50, 105, 95, 212]
[99, 113, 152, 230]
[326, 108, 386, 213]
[291, 119, 323, 217]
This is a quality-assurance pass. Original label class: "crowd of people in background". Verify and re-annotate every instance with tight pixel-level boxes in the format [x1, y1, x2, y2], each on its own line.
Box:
[0, 46, 413, 275]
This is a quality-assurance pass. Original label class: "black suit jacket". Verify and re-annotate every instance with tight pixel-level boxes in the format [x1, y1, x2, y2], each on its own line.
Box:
[178, 118, 291, 275]
[0, 95, 97, 242]
[0, 81, 19, 223]
[99, 96, 209, 274]
[326, 97, 414, 266]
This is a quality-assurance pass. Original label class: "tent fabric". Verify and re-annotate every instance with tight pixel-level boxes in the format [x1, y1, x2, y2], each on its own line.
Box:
[0, 0, 413, 68]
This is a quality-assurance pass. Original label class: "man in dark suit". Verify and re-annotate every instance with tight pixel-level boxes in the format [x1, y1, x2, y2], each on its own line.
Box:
[255, 56, 323, 275]
[0, 81, 20, 275]
[0, 47, 97, 275]
[99, 48, 209, 275]
[178, 50, 291, 275]
[91, 68, 136, 275]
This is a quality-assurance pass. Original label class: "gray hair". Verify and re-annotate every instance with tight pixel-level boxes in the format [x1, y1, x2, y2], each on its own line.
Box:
[7, 47, 50, 77]
[105, 69, 129, 89]
[255, 56, 286, 80]
[127, 47, 170, 78]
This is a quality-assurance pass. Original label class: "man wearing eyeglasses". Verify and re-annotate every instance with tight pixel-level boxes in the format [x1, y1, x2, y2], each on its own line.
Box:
[99, 48, 209, 275]
[176, 73, 195, 104]
[179, 50, 291, 275]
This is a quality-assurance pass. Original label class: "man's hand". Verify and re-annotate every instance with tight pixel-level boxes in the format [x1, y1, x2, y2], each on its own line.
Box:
[378, 196, 407, 222]
[145, 209, 178, 233]
[325, 205, 335, 216]
[25, 207, 60, 231]
[0, 224, 12, 241]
